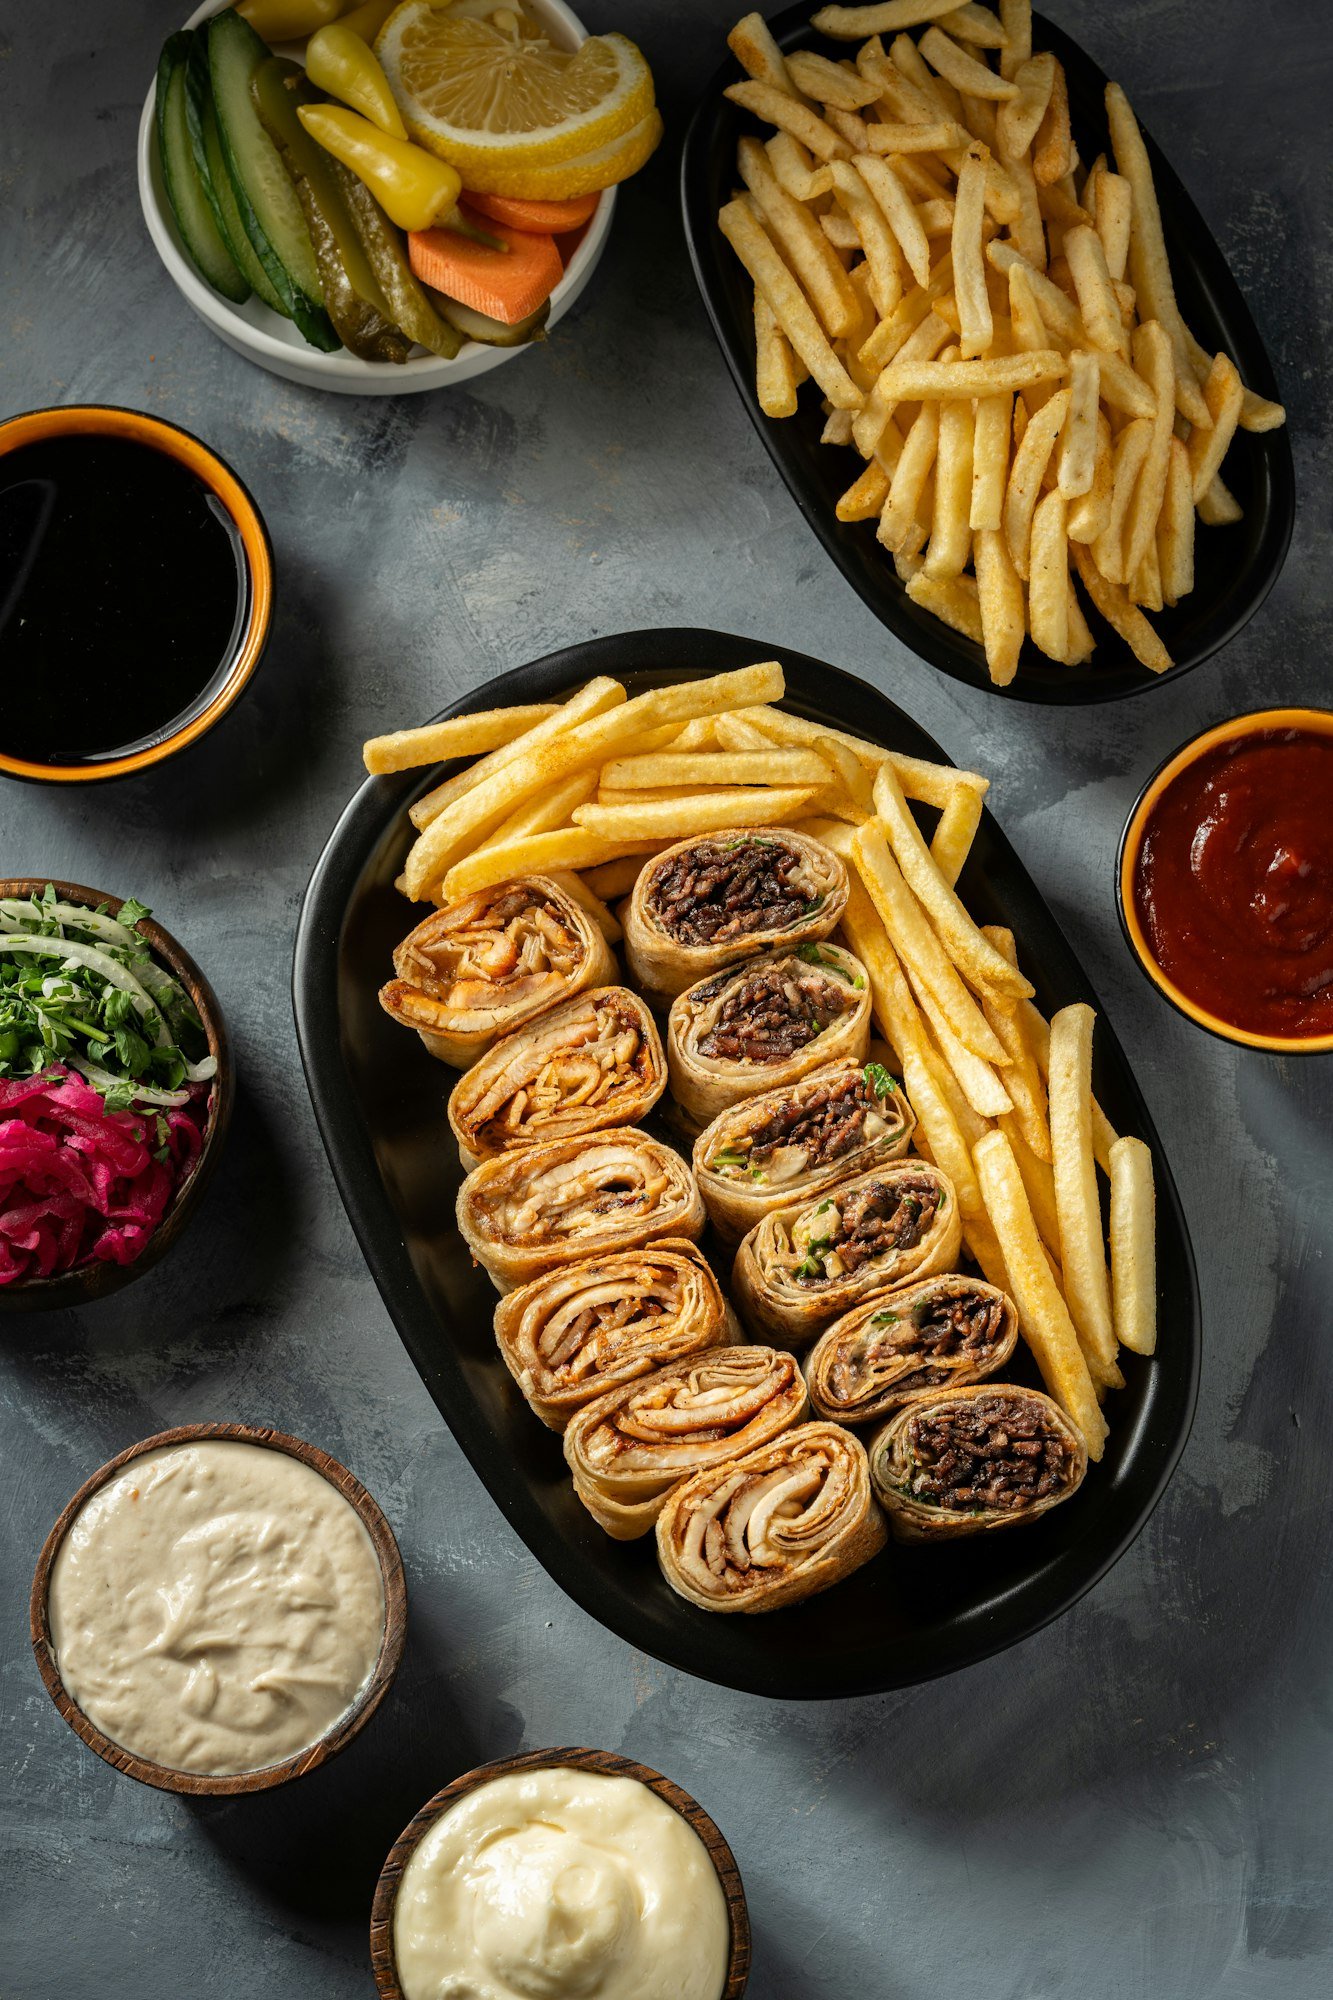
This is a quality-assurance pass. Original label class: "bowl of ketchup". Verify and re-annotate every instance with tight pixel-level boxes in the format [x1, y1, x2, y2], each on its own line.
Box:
[1118, 708, 1333, 1053]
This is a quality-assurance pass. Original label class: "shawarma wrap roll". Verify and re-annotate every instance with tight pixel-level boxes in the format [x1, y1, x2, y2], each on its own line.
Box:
[655, 1421, 886, 1613]
[732, 1160, 961, 1346]
[693, 1056, 915, 1244]
[667, 943, 872, 1131]
[493, 1240, 735, 1431]
[447, 986, 666, 1167]
[562, 1346, 808, 1539]
[379, 876, 615, 1068]
[869, 1384, 1088, 1543]
[625, 828, 849, 1000]
[805, 1274, 1019, 1426]
[457, 1127, 705, 1292]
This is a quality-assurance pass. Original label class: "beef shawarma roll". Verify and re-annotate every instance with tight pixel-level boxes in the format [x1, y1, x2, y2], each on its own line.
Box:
[563, 1346, 808, 1539]
[655, 1421, 886, 1613]
[667, 944, 872, 1131]
[379, 876, 615, 1068]
[869, 1384, 1088, 1542]
[733, 1160, 961, 1346]
[493, 1240, 735, 1431]
[805, 1274, 1019, 1426]
[693, 1057, 915, 1244]
[625, 829, 849, 1000]
[457, 1127, 705, 1292]
[447, 986, 666, 1167]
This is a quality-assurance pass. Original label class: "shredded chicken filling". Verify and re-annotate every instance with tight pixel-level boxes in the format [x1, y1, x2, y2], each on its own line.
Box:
[487, 1142, 683, 1244]
[395, 886, 582, 1016]
[460, 998, 653, 1148]
[904, 1396, 1075, 1512]
[582, 1356, 800, 1474]
[648, 838, 822, 947]
[695, 963, 855, 1064]
[672, 1446, 849, 1596]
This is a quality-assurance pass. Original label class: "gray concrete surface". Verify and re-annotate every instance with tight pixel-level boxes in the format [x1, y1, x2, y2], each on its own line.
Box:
[2, 2, 1330, 1994]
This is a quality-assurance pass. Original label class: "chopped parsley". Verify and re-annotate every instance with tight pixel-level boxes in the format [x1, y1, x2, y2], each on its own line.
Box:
[863, 1061, 898, 1100]
[796, 942, 861, 987]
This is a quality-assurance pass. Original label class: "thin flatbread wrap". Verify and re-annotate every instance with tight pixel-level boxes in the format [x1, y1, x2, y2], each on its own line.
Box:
[448, 986, 666, 1166]
[625, 829, 849, 1000]
[655, 1421, 886, 1612]
[869, 1384, 1088, 1542]
[693, 1057, 915, 1244]
[379, 876, 615, 1068]
[805, 1274, 1019, 1425]
[457, 1127, 705, 1292]
[493, 1240, 735, 1431]
[667, 944, 872, 1130]
[732, 1160, 961, 1345]
[562, 1345, 808, 1539]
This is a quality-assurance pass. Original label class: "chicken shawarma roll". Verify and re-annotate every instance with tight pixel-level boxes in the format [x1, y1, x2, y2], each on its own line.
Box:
[655, 1421, 886, 1613]
[693, 1057, 915, 1244]
[732, 1160, 961, 1346]
[379, 876, 616, 1068]
[562, 1346, 808, 1539]
[625, 829, 849, 1000]
[805, 1275, 1019, 1426]
[447, 987, 666, 1167]
[457, 1127, 705, 1292]
[667, 944, 872, 1131]
[493, 1240, 735, 1432]
[869, 1384, 1088, 1543]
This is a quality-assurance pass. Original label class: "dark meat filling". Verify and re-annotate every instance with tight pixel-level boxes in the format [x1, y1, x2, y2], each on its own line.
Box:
[832, 1288, 1003, 1399]
[905, 1396, 1073, 1511]
[746, 1073, 870, 1167]
[651, 839, 814, 947]
[832, 1173, 939, 1275]
[697, 965, 852, 1064]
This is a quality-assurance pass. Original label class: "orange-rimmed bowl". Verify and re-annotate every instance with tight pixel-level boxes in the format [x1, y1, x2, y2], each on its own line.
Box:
[1117, 706, 1333, 1056]
[0, 405, 272, 784]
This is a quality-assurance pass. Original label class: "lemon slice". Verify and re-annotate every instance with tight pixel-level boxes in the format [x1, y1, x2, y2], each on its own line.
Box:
[377, 2, 656, 193]
[479, 109, 665, 201]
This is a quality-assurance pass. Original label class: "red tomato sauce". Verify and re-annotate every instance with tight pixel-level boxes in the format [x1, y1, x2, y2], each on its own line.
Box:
[1132, 727, 1333, 1040]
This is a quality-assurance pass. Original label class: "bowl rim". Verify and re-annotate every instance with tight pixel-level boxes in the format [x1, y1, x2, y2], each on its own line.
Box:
[368, 1746, 750, 2000]
[0, 405, 273, 784]
[29, 1420, 407, 1795]
[0, 876, 236, 1307]
[1116, 706, 1333, 1055]
[138, 0, 617, 392]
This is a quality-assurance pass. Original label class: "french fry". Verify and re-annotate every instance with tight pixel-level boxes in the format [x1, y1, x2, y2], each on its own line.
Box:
[998, 1113, 1061, 1256]
[1091, 166, 1132, 282]
[363, 704, 559, 777]
[1012, 990, 1119, 1174]
[866, 119, 963, 153]
[786, 48, 882, 108]
[970, 391, 1012, 532]
[870, 761, 1032, 999]
[753, 289, 799, 417]
[738, 139, 861, 339]
[488, 769, 599, 845]
[1072, 541, 1172, 674]
[973, 1130, 1108, 1456]
[409, 678, 624, 831]
[919, 24, 1018, 98]
[1186, 352, 1244, 503]
[837, 460, 893, 520]
[1048, 1004, 1118, 1381]
[572, 786, 818, 841]
[765, 128, 818, 198]
[875, 350, 1066, 399]
[853, 152, 933, 286]
[547, 870, 622, 945]
[951, 145, 992, 356]
[941, 4, 1009, 49]
[581, 853, 654, 901]
[1197, 472, 1243, 527]
[812, 0, 965, 36]
[920, 992, 1014, 1118]
[930, 780, 984, 886]
[1027, 488, 1070, 662]
[1091, 415, 1152, 584]
[998, 0, 1032, 79]
[1031, 57, 1072, 183]
[1123, 319, 1176, 583]
[727, 11, 797, 91]
[1003, 386, 1068, 578]
[924, 391, 975, 577]
[880, 401, 940, 550]
[973, 524, 1026, 685]
[1065, 575, 1096, 662]
[724, 80, 851, 162]
[1057, 348, 1100, 496]
[719, 201, 861, 409]
[905, 569, 984, 642]
[995, 50, 1054, 158]
[816, 736, 876, 815]
[1158, 436, 1195, 606]
[986, 244, 1158, 418]
[1131, 535, 1163, 613]
[858, 249, 954, 370]
[599, 748, 830, 790]
[1063, 224, 1123, 357]
[856, 307, 952, 453]
[1109, 1136, 1157, 1356]
[441, 829, 660, 903]
[1067, 410, 1113, 543]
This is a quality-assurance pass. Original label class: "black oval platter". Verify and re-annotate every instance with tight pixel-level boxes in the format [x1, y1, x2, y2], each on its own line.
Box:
[680, 5, 1293, 704]
[292, 628, 1200, 1698]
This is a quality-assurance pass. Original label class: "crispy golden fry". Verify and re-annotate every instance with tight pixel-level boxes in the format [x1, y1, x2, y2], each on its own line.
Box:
[1187, 352, 1245, 503]
[924, 392, 975, 577]
[1067, 410, 1113, 543]
[599, 749, 830, 790]
[998, 0, 1032, 78]
[870, 761, 1032, 999]
[852, 152, 933, 286]
[1058, 348, 1100, 497]
[838, 460, 893, 520]
[858, 250, 954, 369]
[786, 48, 881, 107]
[822, 407, 856, 447]
[976, 939, 1050, 1161]
[930, 780, 984, 886]
[547, 870, 622, 945]
[581, 853, 654, 901]
[1158, 436, 1195, 606]
[942, 4, 1009, 48]
[725, 80, 851, 161]
[921, 992, 1014, 1118]
[1003, 386, 1068, 578]
[727, 11, 796, 90]
[573, 786, 819, 840]
[972, 1130, 1108, 1456]
[1065, 576, 1096, 662]
[1092, 414, 1152, 583]
[1048, 1004, 1118, 1381]
[969, 391, 1012, 532]
[765, 128, 818, 198]
[919, 24, 1018, 98]
[816, 735, 876, 816]
[489, 769, 599, 846]
[986, 244, 1158, 418]
[1123, 319, 1176, 584]
[828, 160, 906, 314]
[1236, 387, 1286, 434]
[718, 200, 861, 409]
[1197, 472, 1243, 526]
[1027, 488, 1070, 663]
[1032, 57, 1072, 182]
[738, 139, 861, 339]
[996, 1115, 1060, 1261]
[813, 0, 964, 34]
[1131, 535, 1163, 614]
[950, 147, 992, 357]
[856, 308, 952, 453]
[876, 351, 1066, 399]
[753, 288, 799, 417]
[906, 569, 984, 641]
[1090, 165, 1132, 282]
[409, 678, 624, 831]
[1109, 1136, 1157, 1356]
[972, 525, 1025, 685]
[1071, 541, 1172, 674]
[995, 49, 1054, 157]
[866, 118, 963, 152]
[1063, 224, 1123, 357]
[363, 704, 559, 777]
[879, 402, 940, 552]
[1011, 989, 1118, 1174]
[442, 830, 660, 903]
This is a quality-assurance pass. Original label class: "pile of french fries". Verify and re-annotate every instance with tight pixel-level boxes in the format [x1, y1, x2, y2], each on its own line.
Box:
[364, 658, 1156, 1459]
[716, 0, 1285, 683]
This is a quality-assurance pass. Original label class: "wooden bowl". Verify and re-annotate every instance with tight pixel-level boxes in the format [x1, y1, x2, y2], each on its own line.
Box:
[0, 878, 233, 1310]
[370, 1747, 751, 1999]
[30, 1422, 407, 1795]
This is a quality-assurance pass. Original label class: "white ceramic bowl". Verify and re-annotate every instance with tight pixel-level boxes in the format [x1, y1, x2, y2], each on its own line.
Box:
[137, 0, 616, 394]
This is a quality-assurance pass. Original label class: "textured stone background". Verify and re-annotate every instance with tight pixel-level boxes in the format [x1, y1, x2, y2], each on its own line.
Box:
[2, 2, 1330, 1995]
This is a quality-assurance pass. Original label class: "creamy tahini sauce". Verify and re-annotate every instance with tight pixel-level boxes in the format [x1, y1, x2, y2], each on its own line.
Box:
[47, 1440, 386, 1775]
[393, 1765, 730, 2000]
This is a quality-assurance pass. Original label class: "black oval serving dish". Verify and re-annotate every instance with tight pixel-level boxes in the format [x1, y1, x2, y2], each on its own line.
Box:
[292, 628, 1199, 1698]
[681, 6, 1293, 704]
